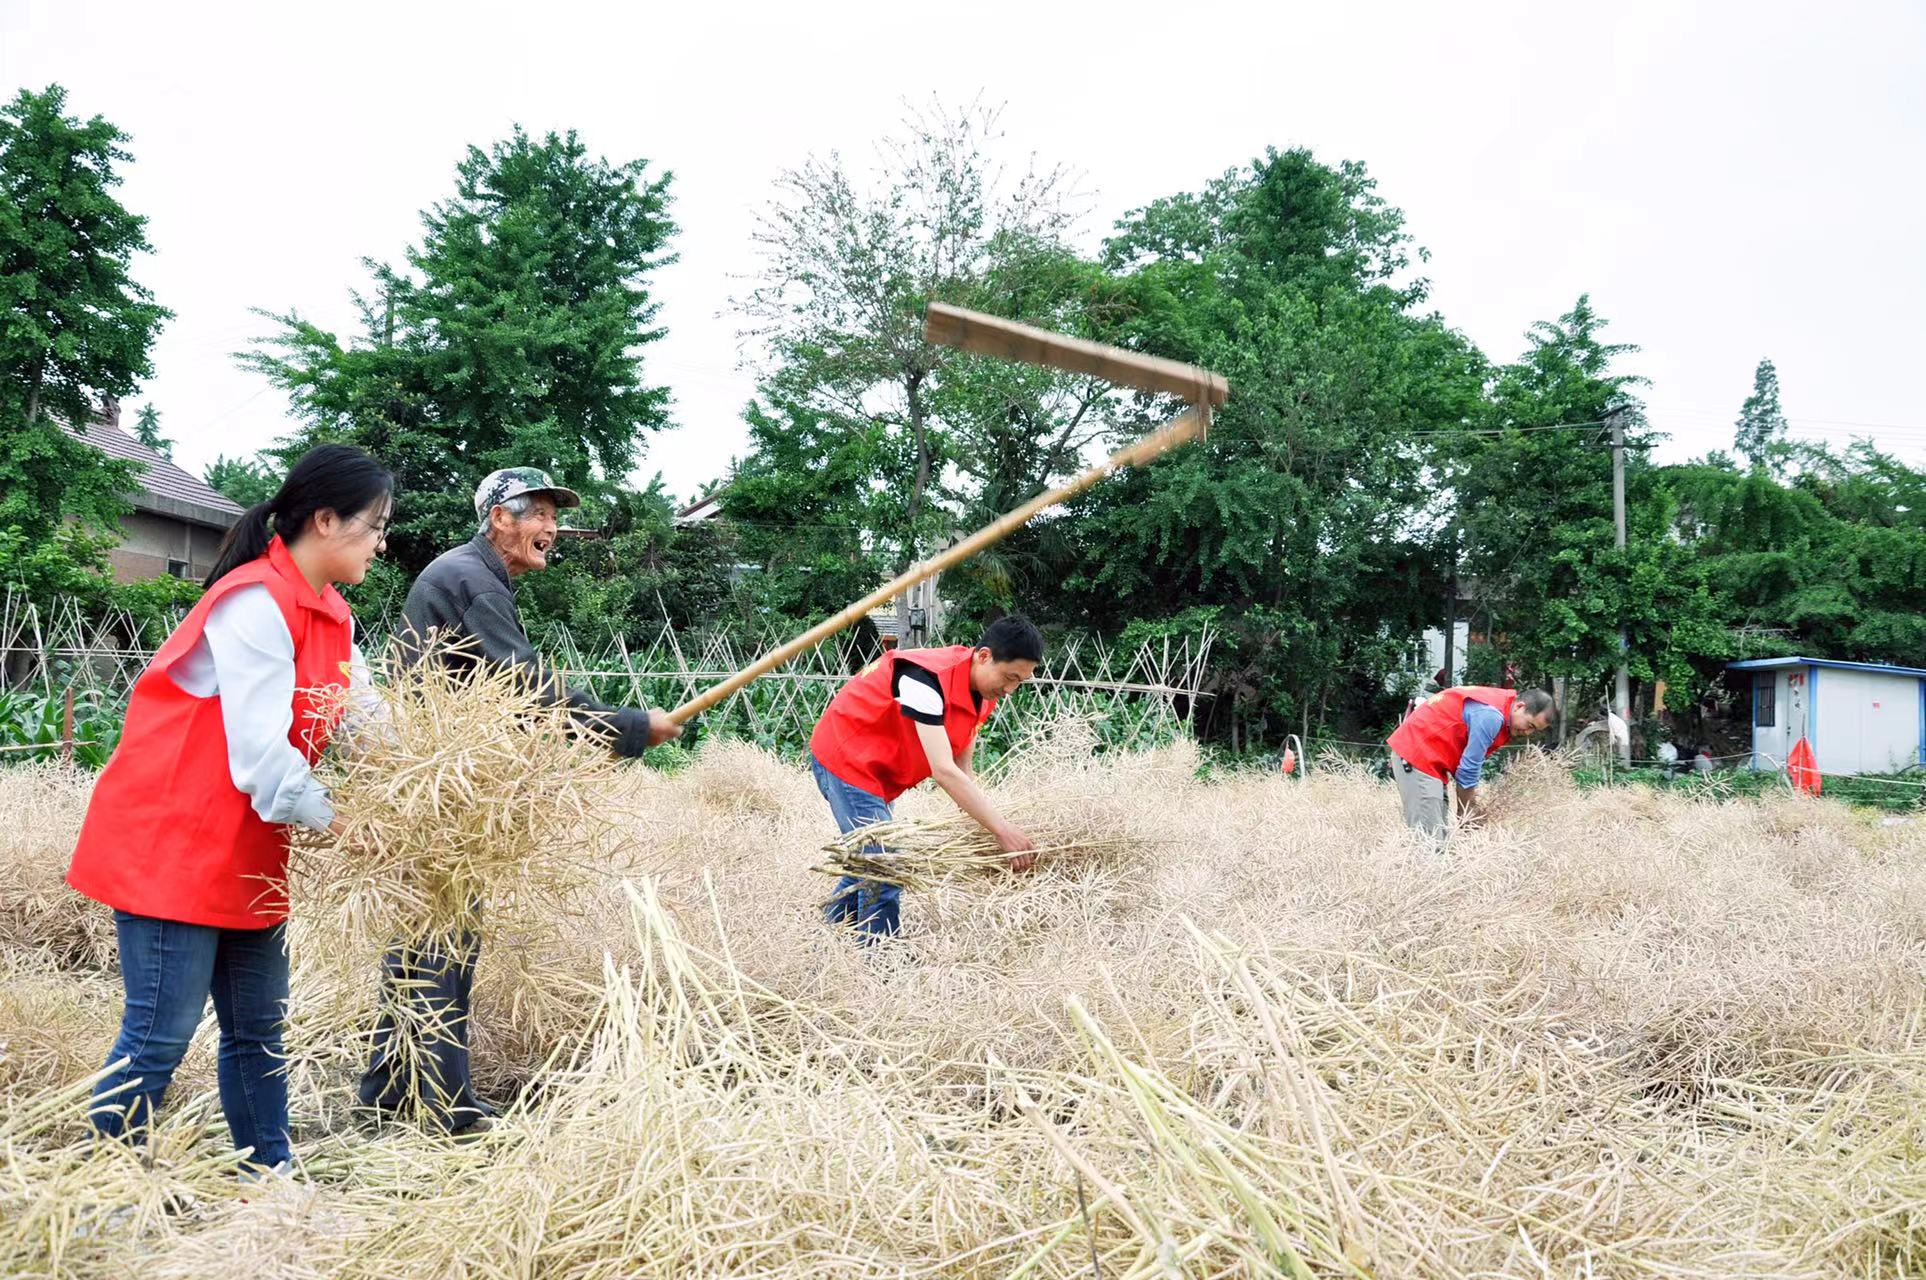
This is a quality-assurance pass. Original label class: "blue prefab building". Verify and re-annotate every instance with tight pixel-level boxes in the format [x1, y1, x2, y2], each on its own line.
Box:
[1727, 657, 1926, 776]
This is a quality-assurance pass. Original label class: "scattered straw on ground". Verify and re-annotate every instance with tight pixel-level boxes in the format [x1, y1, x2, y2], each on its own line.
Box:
[0, 763, 117, 972]
[2, 735, 1923, 1278]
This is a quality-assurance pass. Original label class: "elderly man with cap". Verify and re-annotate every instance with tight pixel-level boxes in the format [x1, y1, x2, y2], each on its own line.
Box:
[356, 467, 679, 1135]
[388, 467, 678, 752]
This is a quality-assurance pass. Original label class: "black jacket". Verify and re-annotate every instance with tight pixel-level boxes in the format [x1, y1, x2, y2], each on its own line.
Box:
[401, 534, 656, 758]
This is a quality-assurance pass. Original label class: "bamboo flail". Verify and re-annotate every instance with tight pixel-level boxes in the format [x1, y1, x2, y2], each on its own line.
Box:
[668, 407, 1208, 723]
[924, 303, 1230, 407]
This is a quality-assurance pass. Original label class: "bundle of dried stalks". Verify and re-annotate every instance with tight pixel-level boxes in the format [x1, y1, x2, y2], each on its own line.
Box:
[808, 713, 1161, 895]
[276, 643, 636, 1117]
[816, 806, 1137, 891]
[288, 644, 629, 954]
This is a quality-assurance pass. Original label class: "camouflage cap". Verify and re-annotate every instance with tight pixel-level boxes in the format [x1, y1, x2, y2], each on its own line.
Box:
[474, 467, 582, 520]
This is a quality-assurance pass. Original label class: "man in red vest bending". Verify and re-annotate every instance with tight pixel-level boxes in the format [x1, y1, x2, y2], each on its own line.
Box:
[810, 615, 1045, 939]
[1386, 685, 1554, 837]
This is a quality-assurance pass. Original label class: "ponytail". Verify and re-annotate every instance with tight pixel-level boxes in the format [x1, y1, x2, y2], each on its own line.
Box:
[202, 443, 395, 589]
[204, 500, 277, 589]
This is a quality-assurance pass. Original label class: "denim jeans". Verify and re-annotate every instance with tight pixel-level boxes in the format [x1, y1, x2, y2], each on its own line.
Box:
[812, 755, 900, 938]
[92, 911, 291, 1170]
[356, 931, 490, 1131]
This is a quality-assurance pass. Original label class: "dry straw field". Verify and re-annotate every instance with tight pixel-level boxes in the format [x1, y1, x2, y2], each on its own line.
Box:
[1, 717, 1923, 1278]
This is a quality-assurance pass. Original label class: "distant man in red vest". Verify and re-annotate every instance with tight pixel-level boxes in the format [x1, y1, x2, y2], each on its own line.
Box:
[1386, 685, 1554, 836]
[810, 615, 1045, 939]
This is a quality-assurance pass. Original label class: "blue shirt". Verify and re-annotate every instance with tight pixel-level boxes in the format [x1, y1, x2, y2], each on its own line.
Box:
[1455, 701, 1507, 789]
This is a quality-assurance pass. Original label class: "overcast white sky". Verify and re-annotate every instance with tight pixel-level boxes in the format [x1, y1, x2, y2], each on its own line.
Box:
[6, 0, 1923, 501]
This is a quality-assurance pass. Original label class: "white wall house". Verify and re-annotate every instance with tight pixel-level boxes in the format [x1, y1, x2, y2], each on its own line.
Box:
[1730, 657, 1926, 776]
[1415, 621, 1470, 685]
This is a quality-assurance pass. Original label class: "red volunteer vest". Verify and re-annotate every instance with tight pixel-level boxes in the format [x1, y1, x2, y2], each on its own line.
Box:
[67, 538, 353, 928]
[810, 645, 997, 802]
[1385, 685, 1518, 783]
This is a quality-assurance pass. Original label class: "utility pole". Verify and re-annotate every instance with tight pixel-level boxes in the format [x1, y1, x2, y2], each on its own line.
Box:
[1441, 522, 1457, 687]
[1610, 406, 1631, 766]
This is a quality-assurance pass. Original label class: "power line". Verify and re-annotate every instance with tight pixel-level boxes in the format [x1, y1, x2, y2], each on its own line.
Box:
[1406, 419, 1613, 439]
[178, 385, 275, 440]
[1651, 404, 1923, 434]
[1652, 423, 1926, 450]
[684, 517, 874, 532]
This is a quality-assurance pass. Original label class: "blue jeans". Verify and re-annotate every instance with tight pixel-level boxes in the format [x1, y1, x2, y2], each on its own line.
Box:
[92, 911, 291, 1170]
[812, 756, 900, 938]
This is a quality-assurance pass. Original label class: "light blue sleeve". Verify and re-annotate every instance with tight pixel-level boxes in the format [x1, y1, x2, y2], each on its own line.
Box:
[1454, 701, 1507, 789]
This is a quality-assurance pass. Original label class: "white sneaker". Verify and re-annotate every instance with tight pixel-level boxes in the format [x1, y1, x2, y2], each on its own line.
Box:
[237, 1158, 294, 1189]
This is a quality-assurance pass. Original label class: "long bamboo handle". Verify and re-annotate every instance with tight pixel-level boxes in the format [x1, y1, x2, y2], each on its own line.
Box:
[667, 407, 1206, 723]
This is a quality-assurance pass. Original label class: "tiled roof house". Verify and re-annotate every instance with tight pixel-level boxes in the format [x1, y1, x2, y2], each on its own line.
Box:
[65, 400, 244, 583]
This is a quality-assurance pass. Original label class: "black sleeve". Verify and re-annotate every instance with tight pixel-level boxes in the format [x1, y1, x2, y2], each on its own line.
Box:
[892, 663, 947, 726]
[460, 592, 657, 758]
[603, 706, 656, 759]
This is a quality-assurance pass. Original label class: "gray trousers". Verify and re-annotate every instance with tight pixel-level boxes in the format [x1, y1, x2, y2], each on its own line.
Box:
[356, 932, 490, 1131]
[1392, 751, 1449, 839]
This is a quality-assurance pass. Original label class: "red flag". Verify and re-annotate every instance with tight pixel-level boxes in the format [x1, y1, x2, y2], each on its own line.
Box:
[1787, 737, 1822, 796]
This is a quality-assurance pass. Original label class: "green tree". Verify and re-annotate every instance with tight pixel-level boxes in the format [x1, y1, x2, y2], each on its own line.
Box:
[723, 394, 897, 621]
[1444, 296, 1687, 712]
[205, 452, 282, 507]
[132, 403, 171, 456]
[522, 479, 746, 635]
[244, 126, 677, 627]
[1055, 149, 1485, 747]
[1660, 439, 1926, 670]
[1734, 357, 1787, 470]
[0, 85, 171, 434]
[0, 84, 166, 598]
[734, 101, 1102, 636]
